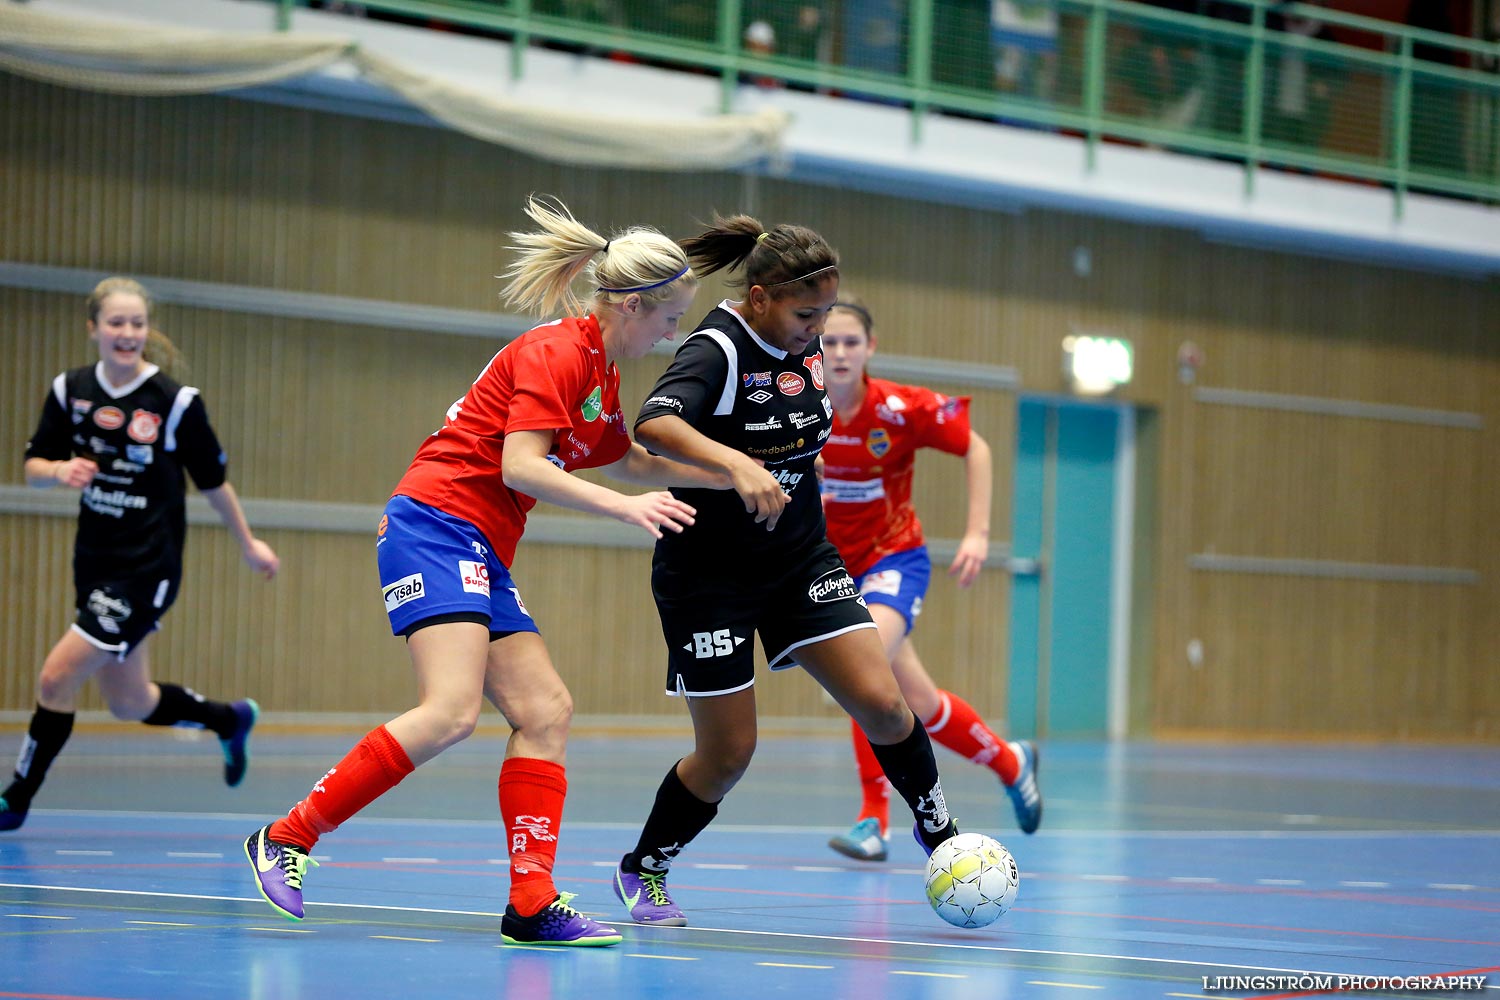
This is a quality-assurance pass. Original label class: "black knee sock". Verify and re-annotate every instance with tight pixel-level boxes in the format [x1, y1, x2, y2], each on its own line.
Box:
[142, 683, 236, 738]
[869, 713, 958, 851]
[622, 761, 720, 874]
[2, 705, 76, 811]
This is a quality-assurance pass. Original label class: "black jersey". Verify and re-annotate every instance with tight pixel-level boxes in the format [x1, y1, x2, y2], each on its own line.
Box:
[25, 363, 228, 575]
[637, 302, 833, 577]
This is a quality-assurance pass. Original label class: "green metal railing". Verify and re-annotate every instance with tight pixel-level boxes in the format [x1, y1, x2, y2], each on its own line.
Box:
[273, 0, 1500, 210]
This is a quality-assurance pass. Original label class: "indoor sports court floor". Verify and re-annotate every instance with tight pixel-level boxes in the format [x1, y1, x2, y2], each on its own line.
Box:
[1, 727, 1497, 1000]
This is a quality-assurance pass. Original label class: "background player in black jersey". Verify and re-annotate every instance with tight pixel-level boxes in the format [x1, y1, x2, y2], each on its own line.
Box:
[612, 216, 961, 926]
[0, 277, 278, 832]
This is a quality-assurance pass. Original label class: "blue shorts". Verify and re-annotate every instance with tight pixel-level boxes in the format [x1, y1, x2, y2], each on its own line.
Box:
[376, 495, 538, 639]
[854, 546, 931, 635]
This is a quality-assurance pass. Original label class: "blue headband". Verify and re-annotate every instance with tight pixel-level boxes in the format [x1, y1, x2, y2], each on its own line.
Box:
[598, 262, 691, 294]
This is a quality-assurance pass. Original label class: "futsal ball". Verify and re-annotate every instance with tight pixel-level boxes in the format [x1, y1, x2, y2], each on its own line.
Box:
[924, 832, 1019, 929]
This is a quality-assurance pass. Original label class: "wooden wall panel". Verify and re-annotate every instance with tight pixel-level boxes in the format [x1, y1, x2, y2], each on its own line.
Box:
[2, 72, 1496, 739]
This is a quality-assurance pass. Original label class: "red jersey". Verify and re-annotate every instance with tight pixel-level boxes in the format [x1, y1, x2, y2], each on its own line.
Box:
[394, 315, 631, 565]
[820, 376, 971, 577]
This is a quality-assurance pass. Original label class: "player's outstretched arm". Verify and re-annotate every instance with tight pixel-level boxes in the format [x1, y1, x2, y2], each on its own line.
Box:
[636, 414, 789, 530]
[201, 482, 279, 580]
[605, 442, 733, 490]
[502, 428, 696, 539]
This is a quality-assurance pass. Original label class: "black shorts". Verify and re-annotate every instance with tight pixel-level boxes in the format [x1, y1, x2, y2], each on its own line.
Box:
[652, 539, 876, 697]
[72, 568, 181, 659]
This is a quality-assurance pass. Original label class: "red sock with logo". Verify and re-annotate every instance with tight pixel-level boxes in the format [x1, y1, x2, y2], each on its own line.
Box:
[924, 690, 1020, 785]
[499, 757, 568, 918]
[850, 717, 891, 835]
[270, 725, 415, 849]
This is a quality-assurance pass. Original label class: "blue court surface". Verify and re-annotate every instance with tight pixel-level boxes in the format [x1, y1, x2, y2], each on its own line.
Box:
[1, 730, 1497, 1000]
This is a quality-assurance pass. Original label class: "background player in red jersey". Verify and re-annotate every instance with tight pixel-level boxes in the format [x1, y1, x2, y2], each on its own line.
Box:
[2, 277, 278, 832]
[611, 218, 961, 927]
[820, 300, 1041, 862]
[244, 197, 724, 947]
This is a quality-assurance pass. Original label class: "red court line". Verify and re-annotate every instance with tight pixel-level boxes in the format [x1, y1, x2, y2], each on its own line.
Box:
[1249, 964, 1500, 999]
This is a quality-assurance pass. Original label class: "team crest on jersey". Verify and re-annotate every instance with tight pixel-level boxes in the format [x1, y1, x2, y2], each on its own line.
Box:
[802, 352, 825, 390]
[93, 406, 125, 430]
[127, 409, 162, 444]
[71, 399, 93, 424]
[866, 428, 891, 458]
[777, 372, 806, 396]
[581, 386, 603, 422]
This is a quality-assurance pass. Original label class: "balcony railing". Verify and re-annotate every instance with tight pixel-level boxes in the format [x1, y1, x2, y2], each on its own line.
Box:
[274, 0, 1500, 210]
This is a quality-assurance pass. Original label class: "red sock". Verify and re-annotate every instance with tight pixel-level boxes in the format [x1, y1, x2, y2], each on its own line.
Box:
[849, 717, 891, 834]
[270, 725, 415, 849]
[924, 690, 1021, 785]
[499, 757, 568, 917]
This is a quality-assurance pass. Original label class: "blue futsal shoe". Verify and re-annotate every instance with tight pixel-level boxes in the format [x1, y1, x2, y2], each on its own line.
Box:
[0, 796, 26, 832]
[1004, 740, 1043, 834]
[221, 699, 258, 787]
[828, 817, 889, 862]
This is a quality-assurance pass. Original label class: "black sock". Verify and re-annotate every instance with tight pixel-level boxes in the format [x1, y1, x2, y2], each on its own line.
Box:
[2, 705, 76, 811]
[622, 761, 720, 874]
[868, 712, 957, 851]
[142, 683, 236, 737]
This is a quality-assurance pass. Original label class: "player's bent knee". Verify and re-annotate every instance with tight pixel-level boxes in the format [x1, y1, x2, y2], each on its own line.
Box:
[854, 695, 913, 745]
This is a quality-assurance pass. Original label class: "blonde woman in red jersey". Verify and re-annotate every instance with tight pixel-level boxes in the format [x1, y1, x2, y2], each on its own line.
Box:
[820, 300, 1042, 862]
[243, 197, 725, 945]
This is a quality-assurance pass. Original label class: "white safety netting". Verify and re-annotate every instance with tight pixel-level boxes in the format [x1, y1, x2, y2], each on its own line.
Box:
[0, 5, 788, 170]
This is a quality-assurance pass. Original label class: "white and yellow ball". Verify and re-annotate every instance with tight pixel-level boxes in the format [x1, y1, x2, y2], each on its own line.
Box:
[923, 832, 1019, 929]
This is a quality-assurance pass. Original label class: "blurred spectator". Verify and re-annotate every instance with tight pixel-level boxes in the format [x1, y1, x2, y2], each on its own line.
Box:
[744, 2, 826, 63]
[742, 19, 783, 89]
[1119, 0, 1217, 133]
[992, 0, 1059, 101]
[1264, 1, 1342, 151]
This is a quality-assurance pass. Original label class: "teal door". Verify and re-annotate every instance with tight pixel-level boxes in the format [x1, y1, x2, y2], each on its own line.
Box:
[1008, 398, 1131, 739]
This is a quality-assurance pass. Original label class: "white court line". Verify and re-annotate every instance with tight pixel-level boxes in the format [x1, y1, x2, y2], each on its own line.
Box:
[0, 882, 1418, 981]
[626, 954, 696, 961]
[1429, 883, 1477, 890]
[8, 913, 71, 920]
[127, 920, 194, 927]
[1338, 881, 1390, 888]
[55, 850, 114, 856]
[1257, 879, 1305, 886]
[759, 962, 834, 969]
[1027, 982, 1103, 990]
[893, 970, 965, 978]
[24, 808, 1500, 837]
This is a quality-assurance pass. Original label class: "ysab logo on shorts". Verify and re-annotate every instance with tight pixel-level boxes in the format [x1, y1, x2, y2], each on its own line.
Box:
[808, 569, 859, 603]
[383, 573, 425, 611]
[684, 629, 745, 659]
